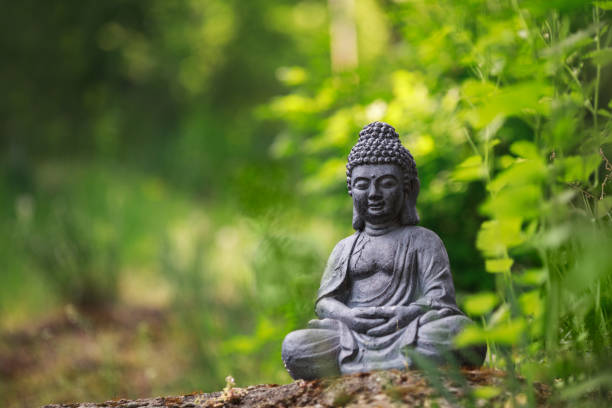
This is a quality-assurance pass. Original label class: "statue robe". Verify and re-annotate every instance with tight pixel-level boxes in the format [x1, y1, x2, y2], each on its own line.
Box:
[282, 226, 483, 379]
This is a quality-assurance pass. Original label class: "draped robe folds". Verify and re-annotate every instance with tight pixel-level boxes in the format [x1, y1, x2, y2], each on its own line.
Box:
[282, 226, 483, 379]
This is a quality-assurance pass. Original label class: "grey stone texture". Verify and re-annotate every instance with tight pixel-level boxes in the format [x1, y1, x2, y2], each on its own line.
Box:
[282, 122, 486, 380]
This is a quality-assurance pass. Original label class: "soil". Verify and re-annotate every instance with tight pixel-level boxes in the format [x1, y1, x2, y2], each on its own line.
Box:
[0, 305, 183, 408]
[41, 368, 553, 408]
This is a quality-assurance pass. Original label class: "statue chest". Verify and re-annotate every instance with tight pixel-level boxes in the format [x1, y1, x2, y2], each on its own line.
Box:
[348, 234, 398, 280]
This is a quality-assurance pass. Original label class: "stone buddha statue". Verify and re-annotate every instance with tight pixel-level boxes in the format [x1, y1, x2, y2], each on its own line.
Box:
[281, 122, 486, 380]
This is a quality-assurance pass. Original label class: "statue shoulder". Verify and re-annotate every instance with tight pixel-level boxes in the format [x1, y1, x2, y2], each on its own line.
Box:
[402, 225, 447, 252]
[329, 232, 359, 257]
[318, 233, 358, 293]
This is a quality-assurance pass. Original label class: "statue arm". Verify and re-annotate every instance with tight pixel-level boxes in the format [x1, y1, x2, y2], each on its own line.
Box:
[314, 239, 352, 321]
[317, 296, 387, 333]
[315, 296, 349, 320]
[411, 229, 461, 312]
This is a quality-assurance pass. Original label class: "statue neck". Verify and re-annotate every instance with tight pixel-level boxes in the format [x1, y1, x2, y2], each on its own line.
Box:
[364, 220, 401, 236]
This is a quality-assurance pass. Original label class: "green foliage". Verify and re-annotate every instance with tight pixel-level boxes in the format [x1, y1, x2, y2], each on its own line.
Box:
[250, 224, 322, 327]
[266, 0, 612, 404]
[2, 0, 612, 406]
[28, 201, 120, 308]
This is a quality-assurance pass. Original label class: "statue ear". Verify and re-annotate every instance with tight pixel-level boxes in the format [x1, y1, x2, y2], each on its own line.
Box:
[400, 178, 420, 225]
[352, 202, 365, 230]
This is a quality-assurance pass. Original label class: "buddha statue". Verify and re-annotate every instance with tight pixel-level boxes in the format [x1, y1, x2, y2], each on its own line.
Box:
[281, 122, 486, 380]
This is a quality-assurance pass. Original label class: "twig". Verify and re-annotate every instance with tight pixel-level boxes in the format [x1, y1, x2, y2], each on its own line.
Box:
[599, 147, 612, 200]
[566, 182, 597, 200]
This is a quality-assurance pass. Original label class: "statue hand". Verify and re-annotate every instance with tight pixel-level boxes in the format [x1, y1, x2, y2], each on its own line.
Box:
[344, 307, 387, 333]
[365, 305, 421, 337]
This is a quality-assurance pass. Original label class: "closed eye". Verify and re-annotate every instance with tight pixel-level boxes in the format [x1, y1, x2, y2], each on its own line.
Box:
[353, 179, 369, 190]
[379, 176, 398, 188]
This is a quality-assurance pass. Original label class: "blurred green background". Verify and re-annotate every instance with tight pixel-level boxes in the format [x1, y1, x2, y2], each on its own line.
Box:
[1, 0, 612, 406]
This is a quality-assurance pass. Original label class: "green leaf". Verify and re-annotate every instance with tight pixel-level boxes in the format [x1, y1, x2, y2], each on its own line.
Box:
[302, 158, 347, 193]
[461, 79, 498, 105]
[561, 374, 612, 400]
[519, 290, 543, 317]
[597, 196, 612, 218]
[524, 0, 595, 15]
[486, 318, 526, 344]
[510, 141, 540, 160]
[513, 269, 546, 286]
[594, 1, 612, 10]
[585, 47, 612, 66]
[306, 108, 355, 152]
[276, 66, 308, 86]
[487, 160, 546, 194]
[454, 318, 526, 346]
[473, 386, 502, 400]
[485, 257, 514, 273]
[490, 304, 511, 326]
[452, 155, 487, 181]
[498, 155, 516, 169]
[560, 154, 601, 183]
[482, 185, 543, 219]
[537, 225, 571, 248]
[598, 109, 612, 118]
[541, 26, 595, 57]
[454, 325, 487, 347]
[269, 94, 316, 115]
[464, 292, 499, 316]
[467, 82, 553, 128]
[477, 218, 524, 257]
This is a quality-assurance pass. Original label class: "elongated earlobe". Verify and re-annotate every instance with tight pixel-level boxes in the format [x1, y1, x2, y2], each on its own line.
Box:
[400, 178, 420, 225]
[400, 197, 420, 225]
[352, 203, 365, 230]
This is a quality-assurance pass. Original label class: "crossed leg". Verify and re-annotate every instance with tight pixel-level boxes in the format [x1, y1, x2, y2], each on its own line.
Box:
[281, 327, 341, 380]
[282, 315, 486, 380]
[409, 314, 486, 367]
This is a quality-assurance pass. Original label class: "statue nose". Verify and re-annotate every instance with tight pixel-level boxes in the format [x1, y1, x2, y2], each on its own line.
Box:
[368, 184, 382, 199]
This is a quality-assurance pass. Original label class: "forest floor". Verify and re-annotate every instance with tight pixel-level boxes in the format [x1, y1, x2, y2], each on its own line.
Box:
[41, 368, 553, 408]
[0, 304, 187, 408]
[2, 305, 554, 408]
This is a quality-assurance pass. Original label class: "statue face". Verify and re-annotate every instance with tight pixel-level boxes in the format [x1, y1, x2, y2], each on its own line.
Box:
[351, 164, 404, 225]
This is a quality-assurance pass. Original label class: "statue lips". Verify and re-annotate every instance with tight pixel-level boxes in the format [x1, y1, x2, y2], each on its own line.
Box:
[367, 201, 385, 213]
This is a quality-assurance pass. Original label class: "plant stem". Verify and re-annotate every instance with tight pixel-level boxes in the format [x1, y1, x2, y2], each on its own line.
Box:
[593, 6, 601, 134]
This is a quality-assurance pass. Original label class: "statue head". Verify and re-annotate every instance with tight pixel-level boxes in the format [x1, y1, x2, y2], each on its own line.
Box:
[346, 122, 420, 230]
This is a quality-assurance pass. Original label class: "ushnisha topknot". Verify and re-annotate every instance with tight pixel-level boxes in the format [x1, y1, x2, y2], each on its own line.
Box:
[346, 121, 418, 196]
